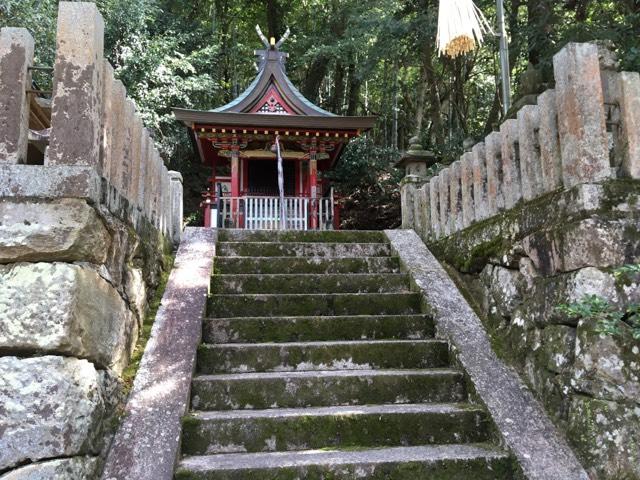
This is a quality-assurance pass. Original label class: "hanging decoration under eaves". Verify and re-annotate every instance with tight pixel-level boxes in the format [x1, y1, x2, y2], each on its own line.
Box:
[436, 0, 491, 58]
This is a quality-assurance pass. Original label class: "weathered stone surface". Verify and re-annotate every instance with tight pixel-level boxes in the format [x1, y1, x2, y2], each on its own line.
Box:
[400, 176, 418, 229]
[125, 265, 147, 327]
[137, 129, 151, 209]
[438, 168, 450, 237]
[417, 182, 430, 239]
[101, 228, 216, 480]
[500, 119, 522, 209]
[553, 43, 611, 187]
[518, 105, 543, 201]
[429, 176, 441, 239]
[0, 198, 111, 264]
[129, 114, 143, 205]
[0, 164, 101, 200]
[482, 265, 523, 318]
[0, 457, 99, 480]
[0, 28, 34, 164]
[538, 325, 576, 373]
[169, 170, 183, 244]
[484, 131, 504, 215]
[472, 143, 489, 221]
[385, 229, 590, 480]
[522, 218, 638, 275]
[0, 356, 106, 470]
[460, 153, 474, 228]
[573, 317, 640, 402]
[47, 2, 104, 167]
[449, 161, 463, 233]
[0, 262, 135, 372]
[537, 89, 563, 193]
[568, 395, 640, 480]
[108, 79, 126, 195]
[101, 60, 115, 180]
[618, 71, 640, 179]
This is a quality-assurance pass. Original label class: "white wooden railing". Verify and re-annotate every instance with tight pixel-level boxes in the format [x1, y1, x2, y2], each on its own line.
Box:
[215, 193, 334, 230]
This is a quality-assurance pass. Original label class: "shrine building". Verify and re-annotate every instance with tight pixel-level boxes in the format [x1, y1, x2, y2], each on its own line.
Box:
[173, 31, 375, 230]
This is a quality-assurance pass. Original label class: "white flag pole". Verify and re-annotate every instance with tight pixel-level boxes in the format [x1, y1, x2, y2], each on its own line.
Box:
[275, 135, 286, 230]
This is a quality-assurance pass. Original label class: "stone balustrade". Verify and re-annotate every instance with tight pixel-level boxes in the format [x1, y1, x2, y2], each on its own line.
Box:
[0, 3, 182, 477]
[0, 2, 182, 246]
[401, 41, 640, 241]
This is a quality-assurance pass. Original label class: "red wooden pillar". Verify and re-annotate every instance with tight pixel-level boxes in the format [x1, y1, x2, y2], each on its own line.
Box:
[309, 138, 318, 230]
[230, 134, 240, 227]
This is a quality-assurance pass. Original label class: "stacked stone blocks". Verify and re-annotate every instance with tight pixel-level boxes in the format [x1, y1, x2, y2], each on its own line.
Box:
[0, 2, 185, 478]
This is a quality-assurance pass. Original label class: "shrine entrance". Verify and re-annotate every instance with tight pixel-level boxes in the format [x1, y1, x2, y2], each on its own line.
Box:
[173, 29, 375, 230]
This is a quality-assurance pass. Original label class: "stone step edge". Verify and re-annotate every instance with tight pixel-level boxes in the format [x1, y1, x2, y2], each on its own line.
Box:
[198, 339, 446, 348]
[208, 292, 419, 298]
[214, 256, 398, 260]
[187, 402, 483, 419]
[203, 314, 431, 321]
[216, 242, 392, 246]
[192, 368, 463, 382]
[176, 443, 510, 472]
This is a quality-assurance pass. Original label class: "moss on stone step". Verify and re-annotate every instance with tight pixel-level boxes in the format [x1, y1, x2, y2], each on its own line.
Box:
[181, 406, 491, 455]
[217, 242, 392, 258]
[213, 256, 400, 275]
[191, 369, 466, 410]
[206, 293, 422, 318]
[217, 230, 387, 243]
[196, 340, 450, 374]
[202, 315, 435, 344]
[211, 273, 410, 294]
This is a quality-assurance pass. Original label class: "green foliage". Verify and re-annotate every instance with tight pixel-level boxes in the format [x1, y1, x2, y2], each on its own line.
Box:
[3, 0, 640, 227]
[325, 137, 402, 230]
[557, 295, 640, 341]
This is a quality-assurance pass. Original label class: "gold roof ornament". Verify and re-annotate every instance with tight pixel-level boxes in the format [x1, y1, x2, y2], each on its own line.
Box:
[436, 0, 492, 58]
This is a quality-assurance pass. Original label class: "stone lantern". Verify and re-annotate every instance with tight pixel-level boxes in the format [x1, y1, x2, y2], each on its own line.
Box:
[396, 137, 437, 230]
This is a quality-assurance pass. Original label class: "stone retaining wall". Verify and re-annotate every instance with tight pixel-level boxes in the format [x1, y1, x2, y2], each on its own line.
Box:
[400, 42, 640, 480]
[0, 2, 183, 478]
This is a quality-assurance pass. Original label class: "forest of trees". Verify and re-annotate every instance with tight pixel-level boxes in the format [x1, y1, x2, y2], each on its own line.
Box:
[2, 0, 640, 228]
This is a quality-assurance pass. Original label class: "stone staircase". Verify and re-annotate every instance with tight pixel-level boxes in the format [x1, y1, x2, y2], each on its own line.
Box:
[174, 230, 516, 479]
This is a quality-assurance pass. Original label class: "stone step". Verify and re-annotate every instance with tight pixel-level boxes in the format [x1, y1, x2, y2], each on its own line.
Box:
[217, 241, 392, 258]
[207, 293, 422, 318]
[181, 403, 491, 455]
[203, 314, 435, 344]
[214, 256, 400, 275]
[211, 273, 410, 294]
[197, 340, 450, 374]
[175, 444, 514, 480]
[217, 229, 387, 244]
[191, 369, 466, 410]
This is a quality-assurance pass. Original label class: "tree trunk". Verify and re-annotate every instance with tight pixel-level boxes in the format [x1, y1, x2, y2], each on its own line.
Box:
[266, 0, 282, 39]
[346, 62, 361, 116]
[330, 61, 346, 114]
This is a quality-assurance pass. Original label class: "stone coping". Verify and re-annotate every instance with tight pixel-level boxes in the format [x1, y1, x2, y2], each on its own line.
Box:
[101, 227, 216, 480]
[385, 229, 590, 480]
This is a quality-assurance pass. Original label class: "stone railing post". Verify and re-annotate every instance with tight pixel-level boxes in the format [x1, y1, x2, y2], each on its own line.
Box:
[618, 72, 640, 178]
[472, 142, 489, 221]
[449, 161, 463, 233]
[537, 89, 563, 192]
[169, 171, 183, 245]
[417, 183, 431, 240]
[429, 176, 441, 239]
[438, 168, 451, 237]
[553, 43, 611, 186]
[0, 28, 34, 164]
[460, 152, 475, 228]
[46, 2, 104, 169]
[485, 131, 504, 215]
[518, 105, 543, 200]
[500, 119, 521, 209]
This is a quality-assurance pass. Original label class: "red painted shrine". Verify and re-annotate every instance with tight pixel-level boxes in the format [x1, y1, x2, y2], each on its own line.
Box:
[173, 32, 375, 230]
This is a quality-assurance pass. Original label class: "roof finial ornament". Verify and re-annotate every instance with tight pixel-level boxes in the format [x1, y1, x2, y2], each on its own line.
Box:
[256, 25, 291, 50]
[255, 25, 270, 48]
[276, 27, 291, 49]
